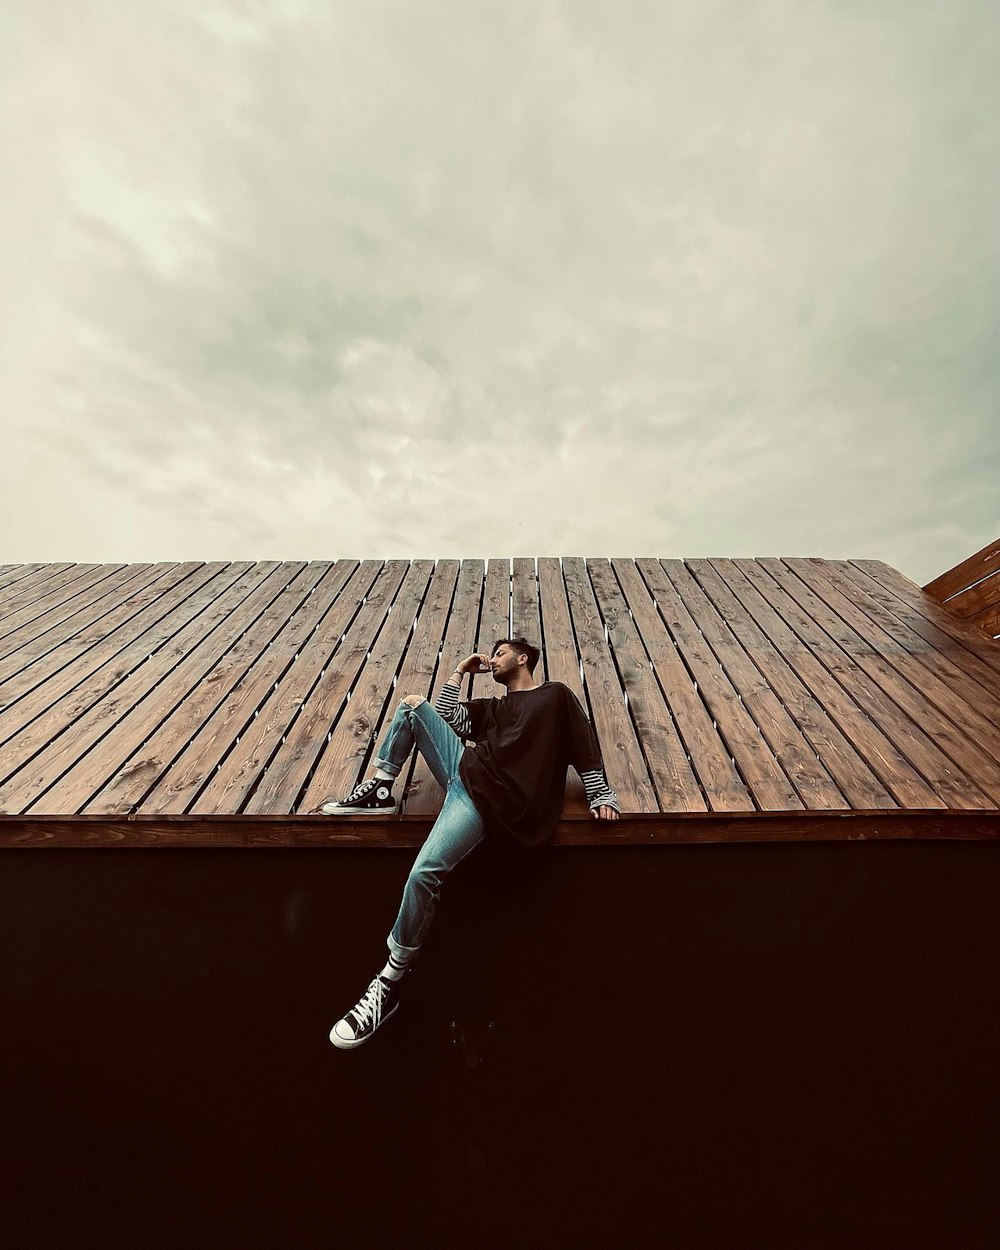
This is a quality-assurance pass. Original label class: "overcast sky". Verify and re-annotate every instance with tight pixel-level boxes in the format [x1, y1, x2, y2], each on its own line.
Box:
[2, 0, 998, 585]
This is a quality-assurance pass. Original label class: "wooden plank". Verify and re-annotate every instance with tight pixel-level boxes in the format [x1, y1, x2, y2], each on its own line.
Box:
[594, 559, 705, 811]
[0, 562, 238, 762]
[0, 564, 181, 693]
[309, 558, 461, 816]
[742, 558, 979, 809]
[437, 558, 486, 708]
[840, 562, 1000, 710]
[139, 562, 356, 814]
[3, 809, 998, 848]
[369, 558, 460, 726]
[785, 558, 1000, 780]
[970, 602, 1000, 637]
[82, 563, 332, 815]
[0, 563, 126, 648]
[507, 557, 562, 800]
[562, 556, 657, 813]
[0, 562, 271, 813]
[377, 560, 460, 710]
[663, 560, 817, 812]
[0, 563, 99, 624]
[838, 561, 1000, 705]
[0, 563, 210, 737]
[0, 563, 75, 603]
[537, 558, 585, 702]
[23, 563, 301, 814]
[470, 558, 510, 701]
[640, 557, 830, 810]
[855, 560, 1000, 657]
[923, 537, 1000, 601]
[0, 565, 21, 587]
[241, 561, 411, 814]
[817, 559, 1000, 735]
[615, 560, 735, 812]
[639, 559, 780, 812]
[188, 561, 382, 815]
[528, 555, 587, 796]
[301, 560, 435, 812]
[0, 564, 143, 663]
[0, 565, 128, 655]
[938, 569, 1000, 619]
[402, 559, 486, 818]
[0, 564, 63, 594]
[690, 559, 894, 810]
[536, 558, 591, 816]
[512, 557, 546, 681]
[829, 562, 1000, 694]
[757, 558, 998, 808]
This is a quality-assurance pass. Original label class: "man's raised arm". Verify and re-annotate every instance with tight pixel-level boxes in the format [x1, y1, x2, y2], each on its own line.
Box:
[433, 652, 491, 738]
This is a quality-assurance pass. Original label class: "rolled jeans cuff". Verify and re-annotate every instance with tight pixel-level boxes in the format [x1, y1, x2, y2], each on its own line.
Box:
[386, 934, 419, 966]
[372, 757, 402, 779]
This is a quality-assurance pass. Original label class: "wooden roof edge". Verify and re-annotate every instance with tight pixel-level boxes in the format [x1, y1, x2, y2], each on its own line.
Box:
[2, 552, 925, 571]
[922, 537, 1000, 638]
[1, 810, 997, 848]
[923, 536, 1000, 596]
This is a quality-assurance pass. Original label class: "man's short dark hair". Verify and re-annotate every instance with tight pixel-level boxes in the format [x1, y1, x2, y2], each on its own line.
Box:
[492, 636, 540, 674]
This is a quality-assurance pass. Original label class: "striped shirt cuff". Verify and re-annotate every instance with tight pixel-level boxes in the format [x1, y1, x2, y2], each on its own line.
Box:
[580, 768, 620, 812]
[435, 679, 471, 738]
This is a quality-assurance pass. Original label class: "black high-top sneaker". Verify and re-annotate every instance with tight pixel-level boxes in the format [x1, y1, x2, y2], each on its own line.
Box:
[322, 776, 397, 815]
[329, 974, 400, 1049]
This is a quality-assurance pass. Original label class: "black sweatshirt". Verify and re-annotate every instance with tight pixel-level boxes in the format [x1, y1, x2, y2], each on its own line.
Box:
[435, 679, 620, 849]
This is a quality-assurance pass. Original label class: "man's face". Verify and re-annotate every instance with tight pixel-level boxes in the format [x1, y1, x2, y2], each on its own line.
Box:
[490, 643, 523, 684]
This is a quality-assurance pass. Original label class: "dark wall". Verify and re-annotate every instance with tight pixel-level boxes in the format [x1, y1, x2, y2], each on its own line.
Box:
[1, 840, 998, 1250]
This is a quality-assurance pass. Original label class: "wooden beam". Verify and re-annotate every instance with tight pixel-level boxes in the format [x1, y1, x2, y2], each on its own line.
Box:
[1, 810, 997, 848]
[923, 537, 1000, 601]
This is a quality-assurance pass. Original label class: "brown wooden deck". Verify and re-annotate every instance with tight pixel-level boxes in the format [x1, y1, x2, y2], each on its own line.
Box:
[1, 556, 999, 845]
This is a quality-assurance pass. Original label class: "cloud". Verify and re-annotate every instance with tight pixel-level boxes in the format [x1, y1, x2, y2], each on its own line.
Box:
[2, 0, 999, 583]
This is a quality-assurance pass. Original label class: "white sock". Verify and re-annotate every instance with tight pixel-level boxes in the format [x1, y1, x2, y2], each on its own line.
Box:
[381, 956, 408, 982]
[374, 768, 395, 782]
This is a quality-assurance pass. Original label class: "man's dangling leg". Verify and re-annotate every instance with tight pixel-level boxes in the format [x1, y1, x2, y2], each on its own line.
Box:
[384, 777, 485, 975]
[328, 782, 484, 1049]
[328, 697, 484, 1047]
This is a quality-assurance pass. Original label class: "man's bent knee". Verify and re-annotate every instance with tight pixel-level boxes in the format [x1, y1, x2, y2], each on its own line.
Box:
[402, 695, 426, 708]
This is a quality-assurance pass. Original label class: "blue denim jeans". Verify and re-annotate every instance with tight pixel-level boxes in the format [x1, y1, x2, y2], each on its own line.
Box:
[374, 697, 486, 965]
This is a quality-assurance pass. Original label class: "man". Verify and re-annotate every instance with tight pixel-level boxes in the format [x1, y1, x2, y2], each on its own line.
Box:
[322, 636, 620, 1049]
